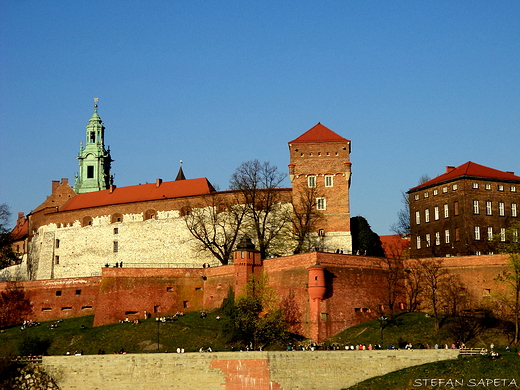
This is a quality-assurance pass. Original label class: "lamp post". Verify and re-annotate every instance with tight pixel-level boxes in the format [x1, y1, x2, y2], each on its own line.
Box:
[379, 316, 388, 346]
[156, 317, 160, 353]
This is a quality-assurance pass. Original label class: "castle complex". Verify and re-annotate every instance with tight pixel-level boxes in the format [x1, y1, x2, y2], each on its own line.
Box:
[2, 103, 517, 341]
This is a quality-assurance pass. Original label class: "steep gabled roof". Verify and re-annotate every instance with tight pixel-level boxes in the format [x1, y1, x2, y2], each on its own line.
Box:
[409, 162, 520, 192]
[10, 217, 28, 241]
[289, 123, 350, 144]
[59, 178, 215, 211]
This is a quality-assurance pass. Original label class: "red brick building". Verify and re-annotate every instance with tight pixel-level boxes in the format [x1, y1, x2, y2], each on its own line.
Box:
[408, 162, 520, 258]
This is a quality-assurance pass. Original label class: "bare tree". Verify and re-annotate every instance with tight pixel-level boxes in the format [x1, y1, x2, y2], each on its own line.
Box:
[439, 274, 472, 317]
[0, 282, 32, 327]
[403, 260, 424, 312]
[0, 204, 17, 270]
[377, 257, 404, 320]
[390, 191, 410, 236]
[229, 160, 290, 259]
[418, 258, 449, 331]
[290, 185, 323, 254]
[493, 221, 520, 344]
[183, 192, 247, 265]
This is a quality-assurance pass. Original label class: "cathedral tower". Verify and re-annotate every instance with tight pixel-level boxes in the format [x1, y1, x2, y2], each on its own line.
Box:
[74, 99, 113, 193]
[288, 123, 352, 253]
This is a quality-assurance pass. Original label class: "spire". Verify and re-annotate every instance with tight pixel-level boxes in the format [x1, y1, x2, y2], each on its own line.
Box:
[74, 99, 114, 193]
[175, 160, 186, 181]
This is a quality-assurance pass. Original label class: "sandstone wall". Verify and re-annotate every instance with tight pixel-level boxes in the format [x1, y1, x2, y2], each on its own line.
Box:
[42, 350, 459, 390]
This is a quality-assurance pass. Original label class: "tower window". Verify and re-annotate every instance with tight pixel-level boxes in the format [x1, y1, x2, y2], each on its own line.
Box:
[87, 166, 94, 178]
[316, 197, 326, 210]
[113, 241, 119, 253]
[324, 175, 333, 187]
[90, 131, 95, 142]
[308, 176, 316, 188]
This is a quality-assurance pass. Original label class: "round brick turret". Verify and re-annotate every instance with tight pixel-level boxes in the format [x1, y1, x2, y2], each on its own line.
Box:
[307, 264, 326, 301]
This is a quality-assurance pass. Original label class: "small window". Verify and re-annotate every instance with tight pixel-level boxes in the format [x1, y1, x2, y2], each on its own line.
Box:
[425, 209, 430, 223]
[473, 200, 480, 214]
[435, 232, 440, 246]
[433, 189, 438, 196]
[454, 201, 459, 216]
[486, 201, 492, 215]
[500, 228, 506, 242]
[82, 216, 93, 227]
[166, 287, 173, 292]
[114, 227, 119, 234]
[434, 206, 439, 221]
[472, 182, 479, 189]
[452, 184, 458, 191]
[76, 289, 81, 295]
[511, 186, 517, 192]
[111, 213, 123, 223]
[55, 239, 60, 248]
[55, 256, 59, 265]
[425, 234, 431, 247]
[415, 211, 421, 225]
[183, 301, 189, 309]
[474, 226, 481, 240]
[125, 311, 138, 315]
[82, 306, 93, 310]
[56, 290, 62, 296]
[308, 176, 316, 188]
[416, 236, 421, 250]
[499, 202, 505, 216]
[512, 203, 517, 217]
[61, 307, 72, 311]
[324, 175, 333, 187]
[444, 204, 449, 218]
[87, 165, 94, 178]
[318, 229, 325, 237]
[443, 186, 448, 193]
[113, 241, 119, 253]
[445, 230, 450, 244]
[487, 227, 493, 241]
[317, 197, 326, 210]
[195, 287, 202, 291]
[42, 308, 52, 312]
[455, 227, 460, 241]
[485, 184, 491, 190]
[414, 194, 419, 200]
[498, 185, 504, 191]
[424, 192, 429, 198]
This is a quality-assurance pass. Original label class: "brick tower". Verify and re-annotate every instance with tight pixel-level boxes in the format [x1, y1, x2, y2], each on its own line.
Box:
[74, 99, 113, 193]
[288, 123, 352, 253]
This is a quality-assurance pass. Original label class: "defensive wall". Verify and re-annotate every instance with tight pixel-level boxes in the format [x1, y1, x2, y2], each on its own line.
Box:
[42, 350, 460, 390]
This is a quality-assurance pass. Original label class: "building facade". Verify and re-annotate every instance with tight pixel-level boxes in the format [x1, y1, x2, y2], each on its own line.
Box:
[408, 162, 520, 258]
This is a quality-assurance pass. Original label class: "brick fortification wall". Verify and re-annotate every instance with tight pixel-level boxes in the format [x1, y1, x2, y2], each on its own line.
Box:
[42, 350, 459, 390]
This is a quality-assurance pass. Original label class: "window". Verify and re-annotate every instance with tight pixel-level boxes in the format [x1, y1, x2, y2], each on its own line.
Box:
[511, 186, 517, 192]
[114, 227, 119, 234]
[415, 211, 420, 225]
[89, 131, 95, 142]
[435, 232, 440, 245]
[472, 182, 479, 189]
[500, 228, 506, 242]
[317, 198, 326, 210]
[424, 192, 429, 198]
[425, 234, 431, 247]
[485, 184, 491, 190]
[324, 175, 333, 187]
[56, 291, 62, 296]
[433, 189, 438, 196]
[473, 200, 480, 214]
[455, 228, 460, 241]
[111, 213, 123, 223]
[308, 176, 316, 188]
[55, 239, 60, 248]
[498, 185, 504, 191]
[425, 209, 430, 223]
[486, 201, 492, 215]
[452, 184, 458, 191]
[445, 230, 450, 244]
[82, 216, 93, 227]
[514, 229, 519, 242]
[454, 201, 459, 216]
[76, 289, 82, 295]
[512, 203, 517, 217]
[499, 202, 505, 216]
[474, 226, 481, 240]
[55, 256, 59, 265]
[444, 204, 449, 218]
[113, 241, 119, 253]
[434, 206, 440, 221]
[87, 165, 94, 178]
[414, 194, 419, 200]
[416, 236, 421, 250]
[443, 186, 448, 193]
[487, 227, 493, 241]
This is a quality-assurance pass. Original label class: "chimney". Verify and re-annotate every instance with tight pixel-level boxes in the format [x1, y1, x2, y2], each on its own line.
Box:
[156, 178, 162, 188]
[61, 178, 69, 186]
[446, 166, 456, 173]
[17, 212, 24, 222]
[110, 185, 116, 193]
[52, 180, 60, 193]
[506, 171, 515, 175]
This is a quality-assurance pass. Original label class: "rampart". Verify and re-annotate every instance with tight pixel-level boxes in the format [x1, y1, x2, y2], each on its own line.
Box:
[42, 350, 459, 390]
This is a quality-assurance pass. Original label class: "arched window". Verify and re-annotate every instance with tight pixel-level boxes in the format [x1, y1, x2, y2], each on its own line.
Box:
[82, 216, 93, 227]
[111, 213, 123, 223]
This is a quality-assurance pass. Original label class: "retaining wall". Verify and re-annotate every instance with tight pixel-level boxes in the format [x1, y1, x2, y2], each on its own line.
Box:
[42, 350, 459, 390]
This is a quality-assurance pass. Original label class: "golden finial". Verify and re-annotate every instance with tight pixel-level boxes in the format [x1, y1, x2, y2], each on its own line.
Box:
[94, 97, 99, 109]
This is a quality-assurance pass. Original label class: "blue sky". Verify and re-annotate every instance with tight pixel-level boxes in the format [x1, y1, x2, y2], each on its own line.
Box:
[1, 1, 519, 235]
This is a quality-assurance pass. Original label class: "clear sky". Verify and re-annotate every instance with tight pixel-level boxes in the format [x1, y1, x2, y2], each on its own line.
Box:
[1, 1, 519, 235]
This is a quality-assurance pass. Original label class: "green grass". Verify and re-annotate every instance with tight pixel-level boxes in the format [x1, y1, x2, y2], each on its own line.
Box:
[328, 312, 513, 350]
[344, 354, 520, 390]
[0, 312, 235, 356]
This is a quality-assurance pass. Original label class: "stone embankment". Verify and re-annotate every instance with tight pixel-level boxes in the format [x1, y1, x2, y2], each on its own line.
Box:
[42, 349, 459, 390]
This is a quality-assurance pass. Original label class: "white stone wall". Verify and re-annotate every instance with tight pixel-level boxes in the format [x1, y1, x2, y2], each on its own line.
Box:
[31, 209, 218, 280]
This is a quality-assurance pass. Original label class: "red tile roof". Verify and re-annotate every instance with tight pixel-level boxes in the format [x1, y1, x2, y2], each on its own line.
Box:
[410, 162, 520, 192]
[59, 178, 215, 211]
[10, 218, 28, 241]
[380, 234, 411, 259]
[289, 123, 350, 144]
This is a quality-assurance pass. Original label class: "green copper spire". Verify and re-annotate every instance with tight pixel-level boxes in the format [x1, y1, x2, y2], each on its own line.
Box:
[74, 99, 113, 193]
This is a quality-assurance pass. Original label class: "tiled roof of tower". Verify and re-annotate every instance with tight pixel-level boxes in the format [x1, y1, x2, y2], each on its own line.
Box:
[409, 162, 520, 192]
[11, 218, 28, 240]
[289, 123, 350, 143]
[60, 178, 215, 211]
